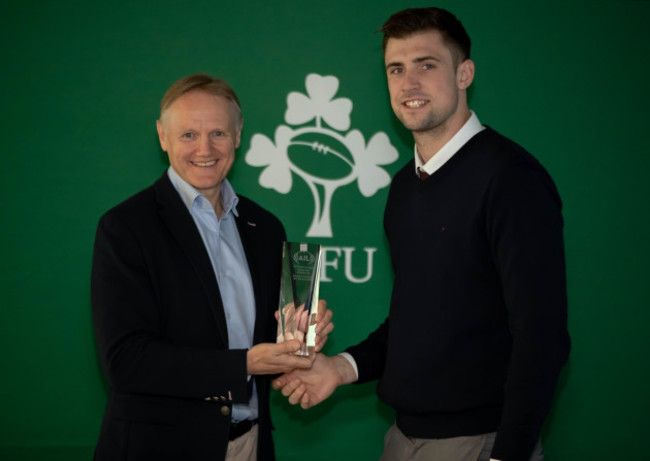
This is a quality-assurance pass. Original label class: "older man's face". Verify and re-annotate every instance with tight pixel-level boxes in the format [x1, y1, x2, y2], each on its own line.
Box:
[157, 90, 241, 206]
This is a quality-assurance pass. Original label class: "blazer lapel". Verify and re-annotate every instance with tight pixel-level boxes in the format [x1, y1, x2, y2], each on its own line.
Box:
[235, 206, 268, 343]
[154, 174, 229, 344]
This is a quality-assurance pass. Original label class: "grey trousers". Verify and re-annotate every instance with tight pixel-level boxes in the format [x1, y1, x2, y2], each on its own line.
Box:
[380, 424, 544, 461]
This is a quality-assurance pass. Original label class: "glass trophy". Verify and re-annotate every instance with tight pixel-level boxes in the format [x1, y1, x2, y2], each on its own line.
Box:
[277, 242, 322, 356]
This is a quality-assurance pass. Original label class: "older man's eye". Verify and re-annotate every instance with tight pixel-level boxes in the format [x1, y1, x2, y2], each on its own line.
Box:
[181, 132, 196, 140]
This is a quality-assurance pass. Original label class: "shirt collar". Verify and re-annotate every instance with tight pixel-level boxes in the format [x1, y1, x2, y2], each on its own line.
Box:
[166, 166, 239, 218]
[415, 111, 485, 177]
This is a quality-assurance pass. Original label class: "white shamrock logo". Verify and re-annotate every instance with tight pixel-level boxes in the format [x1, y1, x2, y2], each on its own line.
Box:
[245, 73, 399, 237]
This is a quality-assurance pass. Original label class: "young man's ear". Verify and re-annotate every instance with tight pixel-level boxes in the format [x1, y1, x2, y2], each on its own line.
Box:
[457, 59, 475, 90]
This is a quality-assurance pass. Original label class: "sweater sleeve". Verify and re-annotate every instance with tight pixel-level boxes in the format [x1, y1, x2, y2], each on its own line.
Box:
[344, 318, 390, 384]
[484, 161, 570, 461]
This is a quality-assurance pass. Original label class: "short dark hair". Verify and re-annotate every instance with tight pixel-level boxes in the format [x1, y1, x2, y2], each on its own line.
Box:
[381, 7, 471, 65]
[159, 73, 242, 122]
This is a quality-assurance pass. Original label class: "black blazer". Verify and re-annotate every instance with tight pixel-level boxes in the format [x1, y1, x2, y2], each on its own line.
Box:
[91, 172, 285, 460]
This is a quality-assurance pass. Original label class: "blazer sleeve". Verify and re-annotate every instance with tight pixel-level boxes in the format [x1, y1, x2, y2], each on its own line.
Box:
[91, 207, 250, 402]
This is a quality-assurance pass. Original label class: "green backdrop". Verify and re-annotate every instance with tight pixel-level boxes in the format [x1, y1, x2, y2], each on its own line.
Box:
[1, 1, 649, 460]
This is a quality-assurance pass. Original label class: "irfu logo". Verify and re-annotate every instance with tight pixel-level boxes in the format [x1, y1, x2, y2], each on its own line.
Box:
[245, 73, 399, 238]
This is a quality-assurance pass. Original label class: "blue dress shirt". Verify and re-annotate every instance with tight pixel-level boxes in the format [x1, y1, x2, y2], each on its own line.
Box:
[167, 167, 258, 422]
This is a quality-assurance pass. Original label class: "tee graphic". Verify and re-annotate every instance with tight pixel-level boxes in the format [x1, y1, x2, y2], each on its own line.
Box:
[245, 73, 399, 237]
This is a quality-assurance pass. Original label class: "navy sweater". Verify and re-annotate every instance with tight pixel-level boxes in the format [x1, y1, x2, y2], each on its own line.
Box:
[347, 127, 570, 461]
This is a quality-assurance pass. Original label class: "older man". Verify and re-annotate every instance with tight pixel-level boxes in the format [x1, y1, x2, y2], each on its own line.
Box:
[92, 74, 332, 461]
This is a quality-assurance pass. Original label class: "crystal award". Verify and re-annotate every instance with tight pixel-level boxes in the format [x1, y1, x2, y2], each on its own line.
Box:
[277, 242, 322, 356]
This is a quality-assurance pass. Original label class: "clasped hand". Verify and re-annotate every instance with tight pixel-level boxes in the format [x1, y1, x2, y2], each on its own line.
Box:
[246, 300, 333, 376]
[272, 353, 358, 409]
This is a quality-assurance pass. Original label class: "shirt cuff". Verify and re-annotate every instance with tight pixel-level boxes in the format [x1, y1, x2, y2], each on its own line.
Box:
[337, 352, 359, 381]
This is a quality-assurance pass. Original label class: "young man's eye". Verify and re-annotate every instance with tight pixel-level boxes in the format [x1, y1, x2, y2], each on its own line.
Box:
[389, 67, 403, 75]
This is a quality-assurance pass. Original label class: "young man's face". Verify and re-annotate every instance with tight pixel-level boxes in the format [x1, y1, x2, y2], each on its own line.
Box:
[384, 30, 473, 137]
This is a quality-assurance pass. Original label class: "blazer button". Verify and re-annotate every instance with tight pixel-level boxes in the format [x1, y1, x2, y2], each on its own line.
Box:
[220, 405, 231, 416]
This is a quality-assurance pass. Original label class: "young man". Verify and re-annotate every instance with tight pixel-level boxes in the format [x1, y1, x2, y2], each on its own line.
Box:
[273, 8, 570, 461]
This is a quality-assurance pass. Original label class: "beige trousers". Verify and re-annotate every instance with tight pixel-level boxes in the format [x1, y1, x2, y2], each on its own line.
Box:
[380, 424, 544, 461]
[225, 424, 258, 461]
